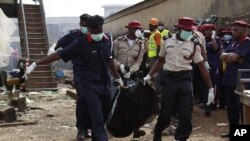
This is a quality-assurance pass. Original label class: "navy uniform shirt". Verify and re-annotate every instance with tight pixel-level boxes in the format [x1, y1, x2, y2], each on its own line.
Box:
[57, 33, 113, 95]
[56, 29, 82, 49]
[206, 38, 221, 69]
[222, 38, 250, 88]
[56, 29, 83, 65]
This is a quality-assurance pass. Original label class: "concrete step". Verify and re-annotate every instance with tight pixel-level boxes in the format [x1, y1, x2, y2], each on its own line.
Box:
[29, 77, 54, 82]
[20, 33, 45, 38]
[27, 82, 56, 89]
[19, 27, 45, 33]
[20, 38, 46, 43]
[29, 71, 54, 77]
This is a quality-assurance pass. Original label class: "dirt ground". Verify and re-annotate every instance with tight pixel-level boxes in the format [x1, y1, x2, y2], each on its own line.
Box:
[0, 84, 229, 141]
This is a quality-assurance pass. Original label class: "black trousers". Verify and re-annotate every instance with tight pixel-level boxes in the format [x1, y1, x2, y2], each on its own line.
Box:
[225, 86, 243, 125]
[154, 71, 193, 141]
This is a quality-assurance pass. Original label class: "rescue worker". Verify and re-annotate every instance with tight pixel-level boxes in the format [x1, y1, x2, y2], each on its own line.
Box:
[147, 18, 162, 100]
[158, 21, 171, 40]
[23, 15, 123, 141]
[143, 17, 214, 141]
[203, 24, 221, 110]
[148, 18, 161, 68]
[192, 24, 210, 111]
[114, 21, 145, 80]
[220, 20, 250, 138]
[113, 21, 145, 138]
[47, 13, 92, 140]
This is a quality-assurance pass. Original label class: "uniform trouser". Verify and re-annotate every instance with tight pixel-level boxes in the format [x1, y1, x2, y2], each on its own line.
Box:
[76, 96, 91, 130]
[154, 71, 193, 141]
[225, 86, 243, 125]
[75, 78, 91, 131]
[83, 88, 111, 141]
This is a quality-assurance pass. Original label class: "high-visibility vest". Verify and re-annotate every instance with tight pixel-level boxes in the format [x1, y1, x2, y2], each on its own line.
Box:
[148, 31, 160, 58]
[160, 29, 170, 39]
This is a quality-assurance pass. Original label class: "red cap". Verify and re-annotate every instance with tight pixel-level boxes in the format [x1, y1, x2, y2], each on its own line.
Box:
[202, 23, 216, 30]
[174, 17, 195, 31]
[232, 20, 249, 27]
[125, 21, 142, 29]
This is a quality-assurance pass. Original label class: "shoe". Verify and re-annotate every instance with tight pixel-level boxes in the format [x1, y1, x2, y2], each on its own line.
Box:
[76, 130, 90, 141]
[84, 129, 91, 138]
[218, 105, 226, 109]
[220, 133, 230, 138]
[199, 103, 205, 109]
[133, 129, 146, 138]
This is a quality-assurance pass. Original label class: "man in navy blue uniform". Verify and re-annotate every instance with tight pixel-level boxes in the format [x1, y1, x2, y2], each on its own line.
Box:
[220, 20, 250, 138]
[48, 13, 92, 140]
[23, 15, 123, 141]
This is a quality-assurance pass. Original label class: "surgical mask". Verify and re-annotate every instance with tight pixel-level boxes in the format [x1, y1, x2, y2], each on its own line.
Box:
[135, 29, 142, 38]
[158, 26, 164, 30]
[81, 27, 88, 34]
[180, 30, 192, 40]
[91, 32, 104, 42]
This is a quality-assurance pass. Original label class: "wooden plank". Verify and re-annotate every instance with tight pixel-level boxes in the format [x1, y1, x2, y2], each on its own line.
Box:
[244, 106, 250, 124]
[0, 120, 37, 127]
[66, 90, 77, 100]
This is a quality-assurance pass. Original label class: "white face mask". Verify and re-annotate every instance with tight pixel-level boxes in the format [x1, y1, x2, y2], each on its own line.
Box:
[135, 29, 142, 38]
[180, 30, 193, 40]
[158, 26, 164, 30]
[91, 32, 104, 42]
[81, 27, 88, 34]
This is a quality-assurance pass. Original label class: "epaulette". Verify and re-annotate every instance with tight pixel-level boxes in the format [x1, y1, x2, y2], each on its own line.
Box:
[116, 36, 126, 40]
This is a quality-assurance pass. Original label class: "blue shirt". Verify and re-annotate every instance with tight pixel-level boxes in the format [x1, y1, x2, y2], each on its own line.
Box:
[222, 39, 250, 88]
[206, 38, 221, 69]
[56, 29, 81, 48]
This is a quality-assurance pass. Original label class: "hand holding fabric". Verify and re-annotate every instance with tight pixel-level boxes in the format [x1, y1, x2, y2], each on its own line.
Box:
[143, 74, 152, 86]
[115, 78, 124, 87]
[123, 71, 131, 79]
[22, 62, 37, 78]
[119, 64, 127, 74]
[207, 88, 215, 105]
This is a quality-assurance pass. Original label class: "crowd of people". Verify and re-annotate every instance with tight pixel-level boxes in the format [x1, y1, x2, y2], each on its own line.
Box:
[22, 13, 250, 141]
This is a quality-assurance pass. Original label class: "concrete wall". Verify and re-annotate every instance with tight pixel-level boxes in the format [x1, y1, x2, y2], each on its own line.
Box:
[104, 0, 250, 36]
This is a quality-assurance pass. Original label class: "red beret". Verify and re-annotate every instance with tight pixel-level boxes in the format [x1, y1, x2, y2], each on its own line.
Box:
[232, 20, 249, 27]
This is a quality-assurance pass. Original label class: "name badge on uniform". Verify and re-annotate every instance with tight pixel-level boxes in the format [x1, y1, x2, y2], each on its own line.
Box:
[92, 50, 97, 54]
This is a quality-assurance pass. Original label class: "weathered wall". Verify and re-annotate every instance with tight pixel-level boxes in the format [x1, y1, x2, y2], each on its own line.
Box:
[104, 0, 250, 37]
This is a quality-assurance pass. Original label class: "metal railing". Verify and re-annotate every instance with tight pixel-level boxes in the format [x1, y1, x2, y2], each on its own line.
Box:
[19, 0, 29, 58]
[236, 69, 250, 92]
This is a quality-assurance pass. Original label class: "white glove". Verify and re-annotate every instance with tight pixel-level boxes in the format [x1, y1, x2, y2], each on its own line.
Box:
[211, 30, 216, 39]
[145, 63, 150, 68]
[47, 44, 56, 56]
[119, 64, 126, 74]
[207, 88, 215, 105]
[115, 78, 124, 87]
[22, 62, 37, 78]
[143, 74, 152, 85]
[123, 71, 131, 79]
[204, 61, 211, 70]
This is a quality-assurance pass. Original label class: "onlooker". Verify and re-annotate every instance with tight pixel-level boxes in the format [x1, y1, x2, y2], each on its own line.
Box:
[220, 20, 250, 138]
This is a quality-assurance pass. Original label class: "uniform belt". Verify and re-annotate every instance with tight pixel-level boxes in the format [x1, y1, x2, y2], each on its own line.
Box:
[163, 70, 191, 79]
